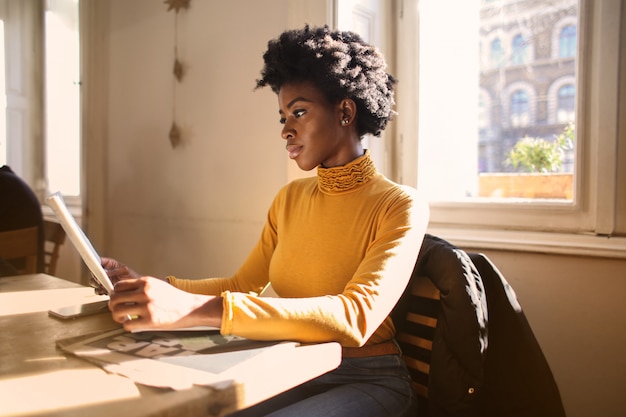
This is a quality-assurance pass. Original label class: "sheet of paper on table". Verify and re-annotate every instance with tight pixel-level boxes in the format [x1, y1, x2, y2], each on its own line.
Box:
[57, 328, 299, 390]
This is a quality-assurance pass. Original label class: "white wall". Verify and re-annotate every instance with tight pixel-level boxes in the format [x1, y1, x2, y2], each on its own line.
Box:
[86, 2, 626, 417]
[102, 0, 330, 278]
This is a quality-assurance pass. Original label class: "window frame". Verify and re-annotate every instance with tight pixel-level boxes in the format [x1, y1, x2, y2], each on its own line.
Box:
[394, 0, 626, 258]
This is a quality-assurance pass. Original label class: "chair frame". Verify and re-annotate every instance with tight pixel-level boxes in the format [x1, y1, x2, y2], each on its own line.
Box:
[0, 226, 39, 275]
[395, 274, 440, 402]
[43, 218, 66, 275]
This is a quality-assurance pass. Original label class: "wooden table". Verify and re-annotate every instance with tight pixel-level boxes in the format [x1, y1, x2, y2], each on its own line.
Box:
[0, 274, 341, 417]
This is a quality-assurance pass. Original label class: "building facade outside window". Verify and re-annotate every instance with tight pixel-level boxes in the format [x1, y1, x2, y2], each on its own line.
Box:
[395, 0, 625, 255]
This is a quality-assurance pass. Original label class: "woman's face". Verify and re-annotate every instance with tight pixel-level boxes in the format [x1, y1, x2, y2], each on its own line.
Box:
[278, 81, 361, 171]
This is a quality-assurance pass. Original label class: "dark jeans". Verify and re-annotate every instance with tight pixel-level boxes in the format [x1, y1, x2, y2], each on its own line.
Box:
[229, 353, 418, 417]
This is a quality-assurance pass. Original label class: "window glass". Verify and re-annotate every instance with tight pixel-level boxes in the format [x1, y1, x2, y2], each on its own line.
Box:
[559, 25, 576, 58]
[45, 0, 80, 196]
[490, 37, 504, 67]
[0, 20, 5, 166]
[510, 90, 529, 127]
[417, 0, 578, 202]
[511, 34, 528, 65]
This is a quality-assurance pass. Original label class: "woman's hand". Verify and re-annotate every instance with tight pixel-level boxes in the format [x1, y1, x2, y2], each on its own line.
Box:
[102, 257, 141, 281]
[91, 257, 142, 295]
[108, 277, 223, 332]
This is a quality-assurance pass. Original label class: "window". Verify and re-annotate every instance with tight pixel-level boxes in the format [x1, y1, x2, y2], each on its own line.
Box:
[395, 0, 626, 256]
[557, 84, 575, 123]
[45, 0, 80, 197]
[509, 90, 529, 127]
[490, 37, 504, 67]
[559, 25, 577, 58]
[511, 33, 529, 65]
[0, 20, 5, 165]
[0, 0, 80, 201]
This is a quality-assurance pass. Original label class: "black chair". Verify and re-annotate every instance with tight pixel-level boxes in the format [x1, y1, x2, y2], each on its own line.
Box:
[392, 234, 565, 417]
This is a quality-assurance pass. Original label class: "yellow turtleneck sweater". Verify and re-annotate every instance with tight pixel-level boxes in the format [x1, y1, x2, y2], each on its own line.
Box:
[168, 152, 429, 347]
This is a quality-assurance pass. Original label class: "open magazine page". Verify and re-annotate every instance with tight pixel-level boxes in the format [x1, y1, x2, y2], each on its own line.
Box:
[57, 328, 298, 390]
[46, 192, 114, 294]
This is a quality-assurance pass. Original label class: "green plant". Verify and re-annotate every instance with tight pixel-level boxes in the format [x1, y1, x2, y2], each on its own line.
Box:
[555, 122, 575, 150]
[506, 123, 574, 173]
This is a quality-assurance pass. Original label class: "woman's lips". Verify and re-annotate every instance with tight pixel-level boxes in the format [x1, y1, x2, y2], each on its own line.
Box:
[286, 144, 303, 159]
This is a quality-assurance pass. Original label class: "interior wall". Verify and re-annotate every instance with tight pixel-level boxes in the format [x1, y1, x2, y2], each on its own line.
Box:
[475, 248, 626, 417]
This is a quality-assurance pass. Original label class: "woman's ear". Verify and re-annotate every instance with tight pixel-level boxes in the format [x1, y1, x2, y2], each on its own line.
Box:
[339, 98, 357, 126]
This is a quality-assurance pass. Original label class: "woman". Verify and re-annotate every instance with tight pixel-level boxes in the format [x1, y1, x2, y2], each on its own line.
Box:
[104, 25, 429, 417]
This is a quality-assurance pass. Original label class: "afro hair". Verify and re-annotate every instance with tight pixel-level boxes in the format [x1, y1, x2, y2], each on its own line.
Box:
[256, 25, 397, 137]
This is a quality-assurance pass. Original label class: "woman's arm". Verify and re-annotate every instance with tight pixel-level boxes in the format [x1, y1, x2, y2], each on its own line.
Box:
[108, 277, 223, 331]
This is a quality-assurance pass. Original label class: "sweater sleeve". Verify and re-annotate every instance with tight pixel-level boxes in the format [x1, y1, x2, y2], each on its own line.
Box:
[169, 185, 429, 347]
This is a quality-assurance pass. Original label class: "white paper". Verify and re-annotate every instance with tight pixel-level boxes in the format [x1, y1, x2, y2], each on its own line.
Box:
[46, 192, 114, 294]
[56, 328, 298, 390]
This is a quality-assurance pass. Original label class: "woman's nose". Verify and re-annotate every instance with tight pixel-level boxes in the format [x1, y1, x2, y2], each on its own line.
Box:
[281, 122, 294, 140]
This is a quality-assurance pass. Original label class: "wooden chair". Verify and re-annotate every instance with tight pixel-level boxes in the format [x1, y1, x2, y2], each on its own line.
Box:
[0, 226, 39, 275]
[43, 218, 66, 276]
[394, 274, 440, 414]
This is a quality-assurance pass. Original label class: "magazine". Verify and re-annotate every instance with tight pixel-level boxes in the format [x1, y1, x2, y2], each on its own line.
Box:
[57, 328, 298, 390]
[46, 192, 114, 294]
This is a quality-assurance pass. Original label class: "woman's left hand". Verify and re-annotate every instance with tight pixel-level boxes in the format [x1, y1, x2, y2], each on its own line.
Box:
[108, 277, 223, 332]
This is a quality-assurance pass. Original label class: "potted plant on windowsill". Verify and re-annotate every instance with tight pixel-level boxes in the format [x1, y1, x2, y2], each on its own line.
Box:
[479, 123, 574, 199]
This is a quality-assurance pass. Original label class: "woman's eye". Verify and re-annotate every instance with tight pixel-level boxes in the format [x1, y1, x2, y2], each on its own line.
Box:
[279, 110, 305, 125]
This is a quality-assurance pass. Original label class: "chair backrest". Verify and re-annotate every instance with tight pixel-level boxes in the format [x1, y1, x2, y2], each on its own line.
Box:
[394, 235, 565, 417]
[394, 274, 441, 403]
[0, 226, 39, 275]
[43, 219, 66, 275]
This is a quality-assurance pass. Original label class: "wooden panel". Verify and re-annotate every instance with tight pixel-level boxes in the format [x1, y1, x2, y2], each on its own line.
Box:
[0, 226, 38, 274]
[405, 311, 438, 328]
[409, 275, 440, 299]
[395, 275, 441, 401]
[402, 355, 430, 375]
[43, 218, 66, 275]
[397, 331, 433, 351]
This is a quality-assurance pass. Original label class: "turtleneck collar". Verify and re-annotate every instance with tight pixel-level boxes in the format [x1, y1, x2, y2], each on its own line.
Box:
[317, 151, 377, 194]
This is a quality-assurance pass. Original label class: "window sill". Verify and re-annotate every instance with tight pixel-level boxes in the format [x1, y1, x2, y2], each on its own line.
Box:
[428, 226, 626, 259]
